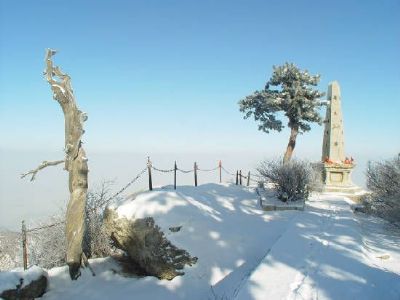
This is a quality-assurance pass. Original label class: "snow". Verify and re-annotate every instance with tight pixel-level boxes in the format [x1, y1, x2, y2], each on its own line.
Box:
[236, 194, 400, 299]
[23, 183, 400, 300]
[0, 265, 46, 293]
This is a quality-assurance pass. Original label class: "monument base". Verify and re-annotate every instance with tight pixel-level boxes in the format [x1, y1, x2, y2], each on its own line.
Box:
[316, 162, 365, 200]
[320, 184, 363, 194]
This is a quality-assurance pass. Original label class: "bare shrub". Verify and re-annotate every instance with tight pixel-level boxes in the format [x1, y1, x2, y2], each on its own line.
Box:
[26, 181, 117, 270]
[0, 230, 22, 271]
[28, 216, 66, 269]
[84, 180, 117, 258]
[366, 156, 400, 198]
[258, 159, 312, 202]
[362, 155, 400, 224]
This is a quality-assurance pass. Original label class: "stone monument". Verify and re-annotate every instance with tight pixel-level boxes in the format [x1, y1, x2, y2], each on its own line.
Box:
[320, 81, 361, 194]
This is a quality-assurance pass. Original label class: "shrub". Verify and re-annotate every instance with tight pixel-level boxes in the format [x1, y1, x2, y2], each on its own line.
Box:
[366, 156, 400, 198]
[26, 181, 117, 269]
[0, 230, 23, 271]
[257, 159, 312, 202]
[84, 180, 117, 258]
[362, 155, 400, 223]
[28, 216, 66, 269]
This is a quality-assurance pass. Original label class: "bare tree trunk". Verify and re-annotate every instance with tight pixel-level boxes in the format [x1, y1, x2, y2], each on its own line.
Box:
[44, 49, 88, 280]
[283, 126, 299, 164]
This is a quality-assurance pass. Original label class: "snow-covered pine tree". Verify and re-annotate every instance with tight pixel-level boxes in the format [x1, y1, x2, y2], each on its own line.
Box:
[239, 62, 325, 163]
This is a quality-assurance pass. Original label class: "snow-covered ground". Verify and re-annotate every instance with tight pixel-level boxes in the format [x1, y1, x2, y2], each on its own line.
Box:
[15, 183, 400, 300]
[236, 194, 400, 299]
[0, 265, 46, 292]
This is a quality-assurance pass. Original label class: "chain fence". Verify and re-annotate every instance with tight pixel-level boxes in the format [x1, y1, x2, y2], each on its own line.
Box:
[177, 168, 193, 173]
[20, 219, 65, 270]
[221, 166, 236, 176]
[26, 221, 64, 233]
[151, 165, 175, 173]
[96, 167, 148, 208]
[19, 157, 265, 270]
[197, 166, 219, 172]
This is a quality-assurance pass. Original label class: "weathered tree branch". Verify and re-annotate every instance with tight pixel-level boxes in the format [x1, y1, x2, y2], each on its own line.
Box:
[43, 49, 89, 280]
[21, 160, 65, 181]
[21, 49, 88, 280]
[44, 49, 87, 166]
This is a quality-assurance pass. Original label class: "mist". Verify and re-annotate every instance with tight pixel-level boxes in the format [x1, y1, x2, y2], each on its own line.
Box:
[0, 146, 373, 231]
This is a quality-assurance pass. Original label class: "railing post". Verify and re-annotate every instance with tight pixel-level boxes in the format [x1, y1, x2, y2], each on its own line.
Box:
[239, 170, 242, 185]
[236, 170, 238, 185]
[219, 160, 222, 183]
[22, 220, 28, 270]
[174, 161, 177, 190]
[247, 171, 250, 186]
[147, 157, 153, 191]
[194, 162, 198, 187]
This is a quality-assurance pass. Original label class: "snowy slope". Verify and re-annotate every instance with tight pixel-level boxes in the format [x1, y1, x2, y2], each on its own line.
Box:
[38, 183, 400, 300]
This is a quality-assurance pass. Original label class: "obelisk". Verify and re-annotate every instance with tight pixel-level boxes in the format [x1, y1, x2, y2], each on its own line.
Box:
[322, 81, 345, 163]
[320, 81, 361, 194]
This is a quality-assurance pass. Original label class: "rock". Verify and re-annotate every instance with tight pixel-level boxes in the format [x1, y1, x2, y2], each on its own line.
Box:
[0, 274, 47, 300]
[104, 208, 197, 280]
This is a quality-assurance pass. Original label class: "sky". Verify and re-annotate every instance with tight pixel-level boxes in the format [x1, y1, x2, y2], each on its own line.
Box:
[0, 0, 399, 229]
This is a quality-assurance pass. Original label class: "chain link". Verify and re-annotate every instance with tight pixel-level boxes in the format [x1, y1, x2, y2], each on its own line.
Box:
[151, 165, 175, 173]
[27, 221, 65, 233]
[221, 166, 235, 176]
[197, 166, 219, 172]
[97, 166, 147, 208]
[177, 167, 194, 173]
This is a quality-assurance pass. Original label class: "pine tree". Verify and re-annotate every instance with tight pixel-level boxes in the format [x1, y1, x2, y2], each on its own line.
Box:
[239, 62, 325, 163]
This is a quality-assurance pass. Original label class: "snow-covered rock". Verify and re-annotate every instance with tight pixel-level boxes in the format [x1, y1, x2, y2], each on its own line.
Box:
[103, 208, 197, 280]
[0, 266, 47, 299]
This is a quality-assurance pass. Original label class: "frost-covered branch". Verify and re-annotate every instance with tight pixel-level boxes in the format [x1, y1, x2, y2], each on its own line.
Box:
[21, 160, 65, 181]
[361, 156, 400, 224]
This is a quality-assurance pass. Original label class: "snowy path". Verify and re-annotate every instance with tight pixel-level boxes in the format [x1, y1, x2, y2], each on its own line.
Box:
[235, 195, 400, 300]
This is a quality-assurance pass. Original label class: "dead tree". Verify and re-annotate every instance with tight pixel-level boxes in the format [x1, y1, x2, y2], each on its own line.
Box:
[22, 49, 88, 280]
